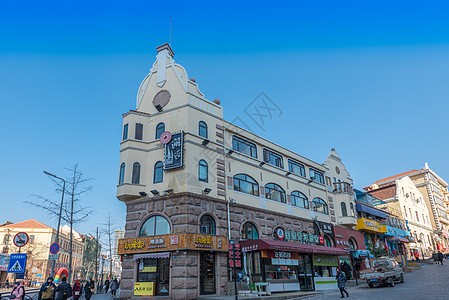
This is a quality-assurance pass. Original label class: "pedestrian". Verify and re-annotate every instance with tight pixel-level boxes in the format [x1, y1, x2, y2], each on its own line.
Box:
[5, 279, 9, 289]
[336, 268, 349, 298]
[438, 252, 444, 265]
[105, 278, 110, 293]
[110, 278, 119, 298]
[72, 279, 82, 300]
[55, 277, 72, 300]
[414, 251, 420, 261]
[40, 277, 56, 300]
[84, 278, 95, 300]
[9, 281, 25, 300]
[341, 262, 352, 280]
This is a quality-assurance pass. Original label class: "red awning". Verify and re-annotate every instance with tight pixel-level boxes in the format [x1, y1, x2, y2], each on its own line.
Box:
[240, 239, 348, 255]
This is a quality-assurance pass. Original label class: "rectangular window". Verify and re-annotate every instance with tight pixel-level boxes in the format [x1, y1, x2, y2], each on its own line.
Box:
[135, 123, 143, 140]
[232, 136, 257, 158]
[309, 168, 324, 184]
[123, 124, 128, 140]
[288, 159, 306, 177]
[30, 235, 35, 244]
[263, 149, 284, 168]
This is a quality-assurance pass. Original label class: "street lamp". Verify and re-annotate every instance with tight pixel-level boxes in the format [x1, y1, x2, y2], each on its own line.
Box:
[43, 170, 66, 279]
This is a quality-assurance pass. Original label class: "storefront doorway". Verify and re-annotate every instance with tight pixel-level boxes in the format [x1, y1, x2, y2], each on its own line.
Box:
[137, 257, 170, 296]
[200, 252, 216, 295]
[298, 254, 314, 291]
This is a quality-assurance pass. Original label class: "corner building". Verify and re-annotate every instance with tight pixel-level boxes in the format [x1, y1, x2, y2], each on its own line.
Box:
[116, 44, 360, 299]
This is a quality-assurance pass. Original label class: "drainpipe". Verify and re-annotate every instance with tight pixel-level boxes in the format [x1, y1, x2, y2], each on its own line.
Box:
[227, 199, 231, 240]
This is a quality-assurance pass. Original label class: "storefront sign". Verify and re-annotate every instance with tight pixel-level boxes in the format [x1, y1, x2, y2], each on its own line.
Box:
[118, 233, 228, 255]
[385, 226, 410, 238]
[284, 230, 321, 244]
[276, 228, 285, 240]
[164, 131, 184, 170]
[355, 218, 387, 233]
[229, 241, 241, 268]
[142, 266, 157, 272]
[312, 254, 338, 267]
[134, 282, 155, 296]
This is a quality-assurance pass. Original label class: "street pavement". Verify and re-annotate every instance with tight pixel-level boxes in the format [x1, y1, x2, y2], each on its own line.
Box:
[303, 262, 448, 300]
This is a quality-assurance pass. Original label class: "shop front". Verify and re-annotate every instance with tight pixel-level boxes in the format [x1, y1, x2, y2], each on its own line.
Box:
[383, 225, 410, 256]
[333, 225, 367, 276]
[118, 233, 228, 298]
[355, 217, 387, 256]
[240, 239, 347, 292]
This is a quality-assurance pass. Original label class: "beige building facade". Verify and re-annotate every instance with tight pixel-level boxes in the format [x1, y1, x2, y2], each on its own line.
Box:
[365, 163, 449, 251]
[0, 220, 84, 282]
[116, 44, 359, 299]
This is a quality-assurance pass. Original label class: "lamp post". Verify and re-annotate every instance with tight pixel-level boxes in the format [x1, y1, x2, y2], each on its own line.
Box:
[43, 170, 66, 279]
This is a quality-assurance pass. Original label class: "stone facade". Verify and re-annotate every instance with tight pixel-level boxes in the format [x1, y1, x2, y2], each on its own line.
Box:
[120, 192, 321, 299]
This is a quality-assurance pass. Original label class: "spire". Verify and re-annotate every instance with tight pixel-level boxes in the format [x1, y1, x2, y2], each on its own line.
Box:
[155, 43, 175, 87]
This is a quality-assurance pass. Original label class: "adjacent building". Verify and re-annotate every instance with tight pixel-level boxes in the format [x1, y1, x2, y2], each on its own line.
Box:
[116, 44, 360, 299]
[364, 163, 449, 251]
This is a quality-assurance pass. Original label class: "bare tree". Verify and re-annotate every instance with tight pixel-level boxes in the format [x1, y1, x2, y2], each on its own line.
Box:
[25, 164, 95, 282]
[100, 212, 117, 279]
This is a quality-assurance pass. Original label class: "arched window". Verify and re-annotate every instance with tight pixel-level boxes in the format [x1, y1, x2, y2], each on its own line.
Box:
[132, 162, 141, 184]
[313, 198, 328, 214]
[265, 183, 286, 203]
[119, 163, 125, 185]
[350, 203, 355, 217]
[153, 161, 163, 183]
[348, 238, 358, 250]
[341, 202, 348, 217]
[291, 191, 308, 209]
[155, 122, 165, 139]
[200, 215, 216, 235]
[324, 236, 333, 247]
[242, 222, 259, 240]
[199, 160, 208, 182]
[233, 174, 259, 196]
[139, 216, 171, 237]
[199, 121, 208, 138]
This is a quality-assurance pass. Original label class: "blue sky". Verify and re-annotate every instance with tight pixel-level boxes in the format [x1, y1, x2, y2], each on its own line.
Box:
[1, 0, 449, 236]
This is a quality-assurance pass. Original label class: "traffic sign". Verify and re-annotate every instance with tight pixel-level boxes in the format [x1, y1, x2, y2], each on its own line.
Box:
[13, 232, 29, 248]
[50, 243, 60, 254]
[7, 253, 27, 273]
[48, 254, 59, 261]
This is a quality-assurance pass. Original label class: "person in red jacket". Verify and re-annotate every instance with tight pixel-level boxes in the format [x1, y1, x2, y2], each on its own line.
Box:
[72, 280, 82, 299]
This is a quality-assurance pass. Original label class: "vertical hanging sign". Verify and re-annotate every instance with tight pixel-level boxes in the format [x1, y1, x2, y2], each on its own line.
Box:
[163, 131, 184, 170]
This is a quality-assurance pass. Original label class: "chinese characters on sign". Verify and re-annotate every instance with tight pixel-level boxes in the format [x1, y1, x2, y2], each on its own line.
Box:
[164, 132, 184, 170]
[195, 236, 213, 248]
[229, 241, 241, 268]
[284, 230, 321, 244]
[124, 240, 145, 251]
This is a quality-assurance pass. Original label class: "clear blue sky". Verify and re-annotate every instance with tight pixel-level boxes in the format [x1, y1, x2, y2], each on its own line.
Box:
[1, 0, 449, 236]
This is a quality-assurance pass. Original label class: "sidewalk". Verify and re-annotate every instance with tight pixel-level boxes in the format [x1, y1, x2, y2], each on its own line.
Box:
[81, 292, 117, 300]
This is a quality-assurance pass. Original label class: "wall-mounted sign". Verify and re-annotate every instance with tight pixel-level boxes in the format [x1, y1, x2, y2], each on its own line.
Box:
[159, 131, 172, 144]
[284, 230, 321, 245]
[118, 233, 228, 255]
[134, 282, 155, 296]
[276, 228, 285, 240]
[229, 241, 241, 268]
[355, 218, 387, 233]
[312, 254, 338, 267]
[164, 131, 184, 170]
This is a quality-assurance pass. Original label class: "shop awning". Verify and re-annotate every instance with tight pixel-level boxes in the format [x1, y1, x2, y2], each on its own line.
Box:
[133, 252, 170, 260]
[356, 203, 387, 219]
[240, 239, 347, 255]
[389, 236, 410, 243]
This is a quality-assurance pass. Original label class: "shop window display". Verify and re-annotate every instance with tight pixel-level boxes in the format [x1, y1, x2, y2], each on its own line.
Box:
[137, 258, 170, 296]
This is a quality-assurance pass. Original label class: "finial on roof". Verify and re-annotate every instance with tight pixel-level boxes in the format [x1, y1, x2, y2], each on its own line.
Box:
[213, 98, 221, 105]
[331, 148, 335, 151]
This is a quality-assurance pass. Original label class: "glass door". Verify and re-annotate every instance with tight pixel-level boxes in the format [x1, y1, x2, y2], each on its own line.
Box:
[200, 252, 216, 295]
[297, 254, 314, 291]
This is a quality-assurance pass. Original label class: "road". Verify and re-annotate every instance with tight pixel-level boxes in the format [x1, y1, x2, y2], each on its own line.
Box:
[304, 262, 448, 300]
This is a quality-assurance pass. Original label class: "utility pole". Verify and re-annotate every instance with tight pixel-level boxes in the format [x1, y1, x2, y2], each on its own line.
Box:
[43, 171, 65, 279]
[95, 227, 99, 283]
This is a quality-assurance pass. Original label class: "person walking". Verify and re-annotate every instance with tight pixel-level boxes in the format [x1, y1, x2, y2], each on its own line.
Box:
[438, 251, 444, 265]
[9, 282, 25, 300]
[55, 277, 72, 300]
[336, 268, 349, 298]
[84, 278, 95, 300]
[40, 277, 56, 300]
[414, 250, 420, 261]
[72, 280, 82, 300]
[105, 278, 110, 293]
[110, 278, 119, 298]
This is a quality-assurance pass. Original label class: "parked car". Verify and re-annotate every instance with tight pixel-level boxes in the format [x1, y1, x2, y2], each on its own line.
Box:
[360, 257, 404, 287]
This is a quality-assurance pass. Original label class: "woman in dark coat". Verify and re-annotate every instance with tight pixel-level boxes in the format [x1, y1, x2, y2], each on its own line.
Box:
[83, 279, 95, 300]
[336, 268, 349, 298]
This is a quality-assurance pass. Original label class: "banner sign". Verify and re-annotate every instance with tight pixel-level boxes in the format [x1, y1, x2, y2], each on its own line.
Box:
[164, 131, 184, 170]
[134, 282, 155, 296]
